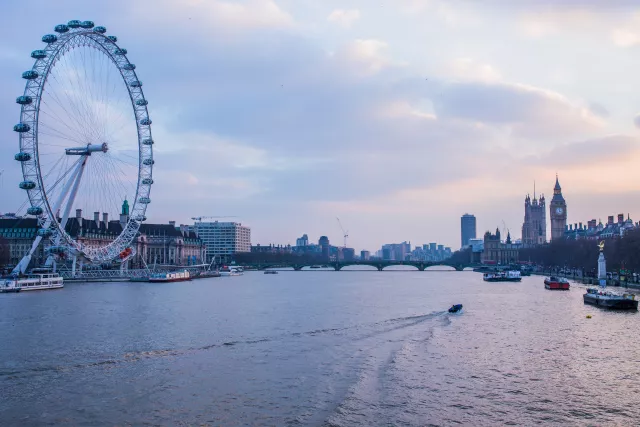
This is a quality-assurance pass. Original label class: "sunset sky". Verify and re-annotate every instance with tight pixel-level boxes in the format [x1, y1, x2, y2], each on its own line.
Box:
[1, 0, 640, 251]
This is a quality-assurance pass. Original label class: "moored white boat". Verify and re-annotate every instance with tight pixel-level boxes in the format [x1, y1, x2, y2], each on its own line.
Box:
[149, 270, 191, 283]
[220, 266, 243, 276]
[1, 269, 64, 293]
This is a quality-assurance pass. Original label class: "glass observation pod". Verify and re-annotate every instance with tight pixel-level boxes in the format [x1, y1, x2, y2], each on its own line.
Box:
[27, 206, 43, 216]
[37, 229, 53, 237]
[122, 63, 135, 70]
[54, 24, 69, 33]
[142, 178, 153, 185]
[13, 123, 31, 132]
[42, 34, 57, 44]
[140, 118, 152, 126]
[14, 152, 31, 162]
[80, 21, 94, 29]
[142, 138, 154, 145]
[108, 35, 117, 42]
[93, 26, 107, 34]
[31, 50, 47, 59]
[142, 158, 154, 166]
[114, 48, 127, 55]
[135, 215, 147, 222]
[129, 80, 142, 88]
[67, 20, 82, 28]
[135, 99, 148, 106]
[139, 197, 151, 204]
[22, 70, 39, 80]
[16, 96, 33, 105]
[19, 181, 36, 190]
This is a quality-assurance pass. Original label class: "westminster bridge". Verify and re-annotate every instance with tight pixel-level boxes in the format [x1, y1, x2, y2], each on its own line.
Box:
[239, 261, 474, 271]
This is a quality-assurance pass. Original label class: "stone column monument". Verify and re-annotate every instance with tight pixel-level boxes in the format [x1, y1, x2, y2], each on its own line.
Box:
[597, 241, 606, 287]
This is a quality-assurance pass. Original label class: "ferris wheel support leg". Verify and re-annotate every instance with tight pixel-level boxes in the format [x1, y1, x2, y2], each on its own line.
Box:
[46, 155, 88, 267]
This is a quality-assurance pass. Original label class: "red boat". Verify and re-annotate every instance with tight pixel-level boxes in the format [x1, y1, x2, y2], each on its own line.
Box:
[544, 276, 570, 290]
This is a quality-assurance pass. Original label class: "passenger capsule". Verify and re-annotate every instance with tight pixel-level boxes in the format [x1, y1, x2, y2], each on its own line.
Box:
[14, 152, 31, 162]
[139, 197, 151, 204]
[54, 24, 69, 33]
[142, 178, 154, 185]
[22, 70, 39, 80]
[13, 123, 31, 133]
[114, 48, 127, 55]
[140, 118, 152, 126]
[122, 63, 135, 70]
[142, 158, 154, 166]
[42, 34, 58, 44]
[129, 80, 142, 88]
[93, 26, 107, 34]
[80, 21, 94, 29]
[37, 228, 53, 237]
[135, 215, 147, 222]
[142, 138, 154, 145]
[135, 99, 148, 106]
[16, 96, 33, 105]
[19, 181, 36, 190]
[27, 206, 43, 216]
[67, 20, 82, 28]
[31, 50, 47, 59]
[108, 35, 118, 42]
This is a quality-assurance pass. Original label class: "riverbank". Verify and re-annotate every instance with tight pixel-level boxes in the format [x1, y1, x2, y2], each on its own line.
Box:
[532, 272, 640, 289]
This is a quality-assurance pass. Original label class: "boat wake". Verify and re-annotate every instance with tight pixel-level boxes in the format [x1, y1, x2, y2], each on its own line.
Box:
[0, 311, 446, 380]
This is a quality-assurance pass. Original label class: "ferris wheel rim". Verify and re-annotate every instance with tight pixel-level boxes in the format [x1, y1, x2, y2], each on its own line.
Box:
[14, 21, 154, 264]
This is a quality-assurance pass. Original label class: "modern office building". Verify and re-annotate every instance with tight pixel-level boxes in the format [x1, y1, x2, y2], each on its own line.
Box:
[461, 214, 477, 248]
[193, 221, 251, 263]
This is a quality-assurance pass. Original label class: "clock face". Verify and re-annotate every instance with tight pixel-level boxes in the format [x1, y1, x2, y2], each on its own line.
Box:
[556, 207, 564, 215]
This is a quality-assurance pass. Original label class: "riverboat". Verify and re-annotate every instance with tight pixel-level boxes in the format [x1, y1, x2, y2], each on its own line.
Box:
[483, 271, 521, 282]
[583, 288, 638, 310]
[149, 270, 191, 283]
[1, 270, 63, 293]
[264, 270, 278, 275]
[220, 267, 243, 276]
[544, 276, 570, 290]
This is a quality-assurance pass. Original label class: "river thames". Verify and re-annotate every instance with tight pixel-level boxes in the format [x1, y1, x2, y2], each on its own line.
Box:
[1, 270, 639, 426]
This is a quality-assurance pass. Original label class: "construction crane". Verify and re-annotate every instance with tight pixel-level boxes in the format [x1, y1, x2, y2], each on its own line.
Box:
[336, 217, 349, 248]
[191, 216, 238, 222]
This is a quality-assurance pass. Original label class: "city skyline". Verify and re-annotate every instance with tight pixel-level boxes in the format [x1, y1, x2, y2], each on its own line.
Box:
[2, 1, 640, 251]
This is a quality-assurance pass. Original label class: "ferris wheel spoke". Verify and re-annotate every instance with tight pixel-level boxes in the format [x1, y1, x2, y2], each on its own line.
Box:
[41, 86, 90, 140]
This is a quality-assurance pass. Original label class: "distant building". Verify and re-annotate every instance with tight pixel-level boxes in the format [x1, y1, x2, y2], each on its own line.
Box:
[522, 184, 546, 245]
[251, 244, 293, 254]
[318, 236, 330, 260]
[482, 228, 520, 264]
[549, 175, 567, 241]
[460, 214, 476, 248]
[564, 213, 636, 240]
[296, 234, 309, 247]
[361, 250, 370, 260]
[194, 221, 251, 263]
[342, 248, 355, 261]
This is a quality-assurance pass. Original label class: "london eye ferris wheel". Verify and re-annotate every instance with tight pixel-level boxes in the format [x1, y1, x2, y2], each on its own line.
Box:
[12, 20, 154, 273]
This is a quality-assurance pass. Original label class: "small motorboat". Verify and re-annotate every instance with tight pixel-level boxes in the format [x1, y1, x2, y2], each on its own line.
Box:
[448, 304, 463, 313]
[264, 270, 278, 275]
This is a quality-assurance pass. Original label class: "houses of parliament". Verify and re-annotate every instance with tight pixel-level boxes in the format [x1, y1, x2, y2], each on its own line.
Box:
[522, 175, 567, 245]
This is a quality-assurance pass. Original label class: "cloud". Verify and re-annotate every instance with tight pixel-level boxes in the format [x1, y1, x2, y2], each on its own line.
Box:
[634, 114, 640, 129]
[327, 9, 361, 28]
[530, 135, 640, 168]
[332, 39, 393, 76]
[445, 58, 502, 83]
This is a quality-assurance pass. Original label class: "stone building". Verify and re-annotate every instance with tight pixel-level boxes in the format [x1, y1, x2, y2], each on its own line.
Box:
[482, 228, 520, 264]
[522, 186, 546, 245]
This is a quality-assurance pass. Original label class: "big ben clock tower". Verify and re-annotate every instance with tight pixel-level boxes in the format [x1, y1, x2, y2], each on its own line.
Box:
[550, 175, 567, 241]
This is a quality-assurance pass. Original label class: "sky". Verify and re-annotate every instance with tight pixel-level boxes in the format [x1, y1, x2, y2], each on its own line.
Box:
[1, 0, 640, 252]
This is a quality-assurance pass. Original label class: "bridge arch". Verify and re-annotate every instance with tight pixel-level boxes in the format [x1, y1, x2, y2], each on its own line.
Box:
[424, 265, 456, 271]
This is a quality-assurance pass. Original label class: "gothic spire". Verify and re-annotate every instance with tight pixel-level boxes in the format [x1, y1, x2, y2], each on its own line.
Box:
[554, 174, 561, 192]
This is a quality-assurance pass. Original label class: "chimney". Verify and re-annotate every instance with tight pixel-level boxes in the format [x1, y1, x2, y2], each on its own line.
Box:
[579, 222, 583, 230]
[618, 214, 624, 224]
[94, 212, 100, 222]
[76, 209, 82, 219]
[103, 213, 108, 225]
[608, 216, 614, 226]
[169, 221, 176, 227]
